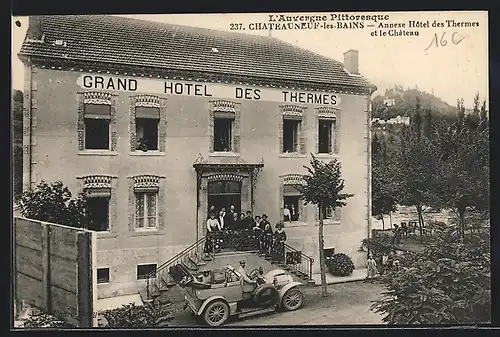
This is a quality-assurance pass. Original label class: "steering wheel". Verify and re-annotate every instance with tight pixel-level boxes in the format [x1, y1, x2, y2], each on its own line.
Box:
[249, 268, 261, 280]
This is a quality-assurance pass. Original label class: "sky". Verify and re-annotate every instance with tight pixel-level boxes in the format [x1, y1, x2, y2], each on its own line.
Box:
[11, 11, 488, 108]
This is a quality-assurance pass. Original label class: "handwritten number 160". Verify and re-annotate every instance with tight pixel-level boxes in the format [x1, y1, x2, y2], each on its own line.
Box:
[425, 32, 465, 51]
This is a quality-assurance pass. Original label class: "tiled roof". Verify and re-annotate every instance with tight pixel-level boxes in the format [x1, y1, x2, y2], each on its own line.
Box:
[19, 15, 374, 91]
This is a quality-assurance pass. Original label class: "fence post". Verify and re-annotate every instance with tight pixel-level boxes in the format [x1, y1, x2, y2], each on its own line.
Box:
[41, 223, 52, 313]
[77, 231, 93, 327]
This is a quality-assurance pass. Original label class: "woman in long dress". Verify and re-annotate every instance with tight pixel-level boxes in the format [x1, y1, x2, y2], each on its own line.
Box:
[272, 221, 287, 263]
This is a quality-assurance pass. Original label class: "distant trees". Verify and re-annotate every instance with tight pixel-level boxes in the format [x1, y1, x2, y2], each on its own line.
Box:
[372, 93, 489, 241]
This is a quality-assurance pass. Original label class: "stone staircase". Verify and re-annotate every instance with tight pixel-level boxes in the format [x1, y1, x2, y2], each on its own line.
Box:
[138, 232, 315, 304]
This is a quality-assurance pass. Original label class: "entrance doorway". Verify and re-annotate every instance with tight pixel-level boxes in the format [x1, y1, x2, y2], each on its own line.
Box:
[207, 181, 242, 215]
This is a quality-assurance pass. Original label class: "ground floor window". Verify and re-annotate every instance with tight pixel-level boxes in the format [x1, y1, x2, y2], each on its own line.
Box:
[324, 248, 335, 260]
[137, 264, 157, 280]
[97, 268, 110, 284]
[135, 192, 158, 229]
[321, 206, 334, 220]
[284, 185, 301, 222]
[86, 196, 110, 231]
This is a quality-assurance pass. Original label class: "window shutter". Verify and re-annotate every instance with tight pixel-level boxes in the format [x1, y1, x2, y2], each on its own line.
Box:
[328, 122, 333, 154]
[136, 106, 160, 119]
[333, 120, 339, 154]
[334, 207, 341, 221]
[128, 179, 135, 231]
[159, 98, 167, 152]
[299, 118, 306, 154]
[279, 117, 284, 153]
[84, 104, 111, 119]
[129, 97, 137, 152]
[214, 111, 235, 119]
[77, 94, 85, 151]
[233, 112, 240, 153]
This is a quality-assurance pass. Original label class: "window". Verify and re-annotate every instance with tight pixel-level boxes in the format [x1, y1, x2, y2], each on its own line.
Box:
[283, 185, 301, 222]
[318, 119, 334, 154]
[137, 264, 157, 280]
[135, 192, 158, 229]
[86, 195, 110, 231]
[84, 103, 111, 150]
[324, 248, 335, 260]
[97, 268, 110, 284]
[322, 206, 334, 220]
[135, 106, 160, 151]
[208, 181, 242, 215]
[283, 119, 300, 153]
[214, 118, 233, 152]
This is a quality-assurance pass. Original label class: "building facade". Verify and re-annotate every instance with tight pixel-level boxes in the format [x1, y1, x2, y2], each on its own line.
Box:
[19, 15, 375, 298]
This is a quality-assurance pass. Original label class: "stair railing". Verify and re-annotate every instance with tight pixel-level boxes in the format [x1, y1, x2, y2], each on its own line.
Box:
[144, 235, 215, 301]
[282, 242, 314, 281]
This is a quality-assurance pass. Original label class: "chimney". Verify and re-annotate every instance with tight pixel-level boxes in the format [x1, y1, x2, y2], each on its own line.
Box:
[26, 16, 44, 41]
[343, 49, 359, 75]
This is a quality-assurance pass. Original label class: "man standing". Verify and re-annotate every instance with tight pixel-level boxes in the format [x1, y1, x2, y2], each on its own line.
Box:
[226, 205, 236, 230]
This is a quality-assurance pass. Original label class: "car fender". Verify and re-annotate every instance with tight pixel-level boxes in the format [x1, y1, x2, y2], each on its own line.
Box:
[278, 281, 303, 299]
[196, 295, 228, 316]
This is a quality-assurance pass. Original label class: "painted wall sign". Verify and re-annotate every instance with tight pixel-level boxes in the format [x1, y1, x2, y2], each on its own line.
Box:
[77, 75, 341, 106]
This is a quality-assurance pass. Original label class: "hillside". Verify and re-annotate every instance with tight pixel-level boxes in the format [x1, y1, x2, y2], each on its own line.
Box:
[371, 85, 457, 121]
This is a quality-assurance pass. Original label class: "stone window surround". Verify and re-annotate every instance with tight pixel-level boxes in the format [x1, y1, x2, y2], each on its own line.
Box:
[278, 105, 307, 156]
[76, 174, 118, 237]
[314, 107, 341, 156]
[279, 174, 308, 227]
[129, 95, 168, 155]
[127, 174, 166, 235]
[208, 100, 241, 155]
[77, 91, 118, 154]
[198, 172, 249, 239]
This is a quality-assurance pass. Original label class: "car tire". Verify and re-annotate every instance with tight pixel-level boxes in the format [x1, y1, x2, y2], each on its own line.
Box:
[202, 300, 229, 327]
[281, 288, 303, 311]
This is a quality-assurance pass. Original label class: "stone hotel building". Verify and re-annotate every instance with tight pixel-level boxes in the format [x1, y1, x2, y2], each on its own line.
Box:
[18, 15, 376, 298]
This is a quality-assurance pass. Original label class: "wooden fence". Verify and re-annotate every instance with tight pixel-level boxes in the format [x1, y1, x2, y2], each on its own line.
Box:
[13, 217, 97, 327]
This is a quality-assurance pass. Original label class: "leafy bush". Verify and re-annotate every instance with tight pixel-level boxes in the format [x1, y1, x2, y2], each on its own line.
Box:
[18, 181, 87, 228]
[101, 302, 174, 328]
[359, 234, 394, 261]
[371, 223, 490, 324]
[22, 310, 75, 329]
[326, 253, 355, 277]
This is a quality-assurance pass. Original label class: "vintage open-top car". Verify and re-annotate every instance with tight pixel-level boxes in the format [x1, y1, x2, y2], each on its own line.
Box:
[169, 262, 304, 326]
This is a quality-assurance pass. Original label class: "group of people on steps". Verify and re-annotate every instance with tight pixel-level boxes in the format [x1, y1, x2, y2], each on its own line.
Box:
[205, 205, 287, 263]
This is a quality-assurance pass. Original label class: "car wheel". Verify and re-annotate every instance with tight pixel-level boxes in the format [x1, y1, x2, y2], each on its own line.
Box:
[203, 300, 229, 327]
[281, 288, 303, 311]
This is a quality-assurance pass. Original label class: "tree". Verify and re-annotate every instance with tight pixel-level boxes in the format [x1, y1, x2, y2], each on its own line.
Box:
[371, 223, 490, 324]
[18, 181, 88, 228]
[392, 99, 439, 242]
[297, 155, 353, 297]
[430, 105, 489, 240]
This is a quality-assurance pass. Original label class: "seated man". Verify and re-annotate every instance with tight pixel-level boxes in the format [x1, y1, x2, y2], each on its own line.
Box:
[236, 260, 257, 287]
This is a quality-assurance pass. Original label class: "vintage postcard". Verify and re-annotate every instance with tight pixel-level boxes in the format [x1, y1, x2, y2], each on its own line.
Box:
[11, 11, 490, 328]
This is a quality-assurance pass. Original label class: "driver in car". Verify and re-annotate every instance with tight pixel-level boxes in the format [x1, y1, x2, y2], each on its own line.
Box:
[237, 260, 257, 285]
